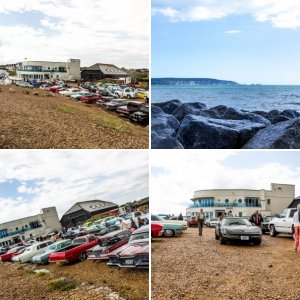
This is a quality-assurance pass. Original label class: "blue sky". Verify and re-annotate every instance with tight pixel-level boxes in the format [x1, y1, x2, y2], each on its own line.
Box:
[152, 1, 300, 84]
[151, 150, 300, 215]
[0, 0, 149, 67]
[0, 151, 149, 223]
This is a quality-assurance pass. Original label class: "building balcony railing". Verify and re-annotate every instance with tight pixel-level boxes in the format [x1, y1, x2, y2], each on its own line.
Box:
[0, 224, 43, 239]
[18, 69, 67, 73]
[188, 202, 261, 208]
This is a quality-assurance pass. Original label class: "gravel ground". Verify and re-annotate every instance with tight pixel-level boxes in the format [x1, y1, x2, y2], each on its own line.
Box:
[0, 259, 148, 300]
[152, 227, 300, 300]
[0, 85, 148, 149]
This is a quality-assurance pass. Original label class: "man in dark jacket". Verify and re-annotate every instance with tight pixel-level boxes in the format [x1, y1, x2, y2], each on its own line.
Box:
[249, 210, 263, 226]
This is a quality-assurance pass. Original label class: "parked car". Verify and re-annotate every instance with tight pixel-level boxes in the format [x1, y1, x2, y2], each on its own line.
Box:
[115, 87, 136, 99]
[31, 240, 72, 264]
[80, 94, 99, 103]
[261, 217, 272, 234]
[12, 241, 53, 263]
[107, 225, 149, 269]
[188, 217, 198, 227]
[215, 217, 262, 245]
[116, 102, 142, 117]
[62, 228, 88, 240]
[48, 234, 98, 264]
[59, 88, 82, 96]
[99, 224, 121, 236]
[151, 214, 188, 230]
[48, 85, 65, 93]
[102, 99, 128, 111]
[16, 82, 34, 88]
[206, 218, 220, 227]
[87, 229, 132, 260]
[129, 105, 149, 125]
[70, 91, 92, 100]
[0, 246, 25, 262]
[151, 223, 163, 238]
[269, 208, 296, 237]
[0, 246, 9, 255]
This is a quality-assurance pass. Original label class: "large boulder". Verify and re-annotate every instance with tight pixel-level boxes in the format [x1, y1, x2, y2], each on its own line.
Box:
[253, 109, 300, 124]
[154, 99, 182, 115]
[176, 115, 266, 149]
[243, 118, 300, 149]
[171, 102, 207, 121]
[151, 105, 183, 149]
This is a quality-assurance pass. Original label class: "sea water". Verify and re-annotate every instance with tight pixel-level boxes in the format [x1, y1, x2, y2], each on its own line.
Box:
[152, 85, 300, 112]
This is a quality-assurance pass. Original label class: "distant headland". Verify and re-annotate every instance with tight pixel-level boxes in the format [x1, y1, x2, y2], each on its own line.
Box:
[151, 78, 238, 86]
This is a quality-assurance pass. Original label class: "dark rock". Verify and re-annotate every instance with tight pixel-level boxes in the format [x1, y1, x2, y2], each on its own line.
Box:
[151, 105, 183, 149]
[176, 115, 266, 149]
[243, 118, 300, 149]
[253, 109, 300, 124]
[154, 99, 182, 115]
[172, 102, 207, 121]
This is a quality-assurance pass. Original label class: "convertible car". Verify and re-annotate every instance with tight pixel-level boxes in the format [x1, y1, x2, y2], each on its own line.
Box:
[151, 215, 184, 237]
[215, 217, 262, 245]
[87, 229, 131, 260]
[0, 246, 25, 262]
[107, 225, 149, 269]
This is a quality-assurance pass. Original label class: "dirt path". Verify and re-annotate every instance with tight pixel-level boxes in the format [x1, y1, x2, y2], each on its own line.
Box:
[0, 85, 148, 149]
[152, 227, 300, 300]
[0, 259, 148, 300]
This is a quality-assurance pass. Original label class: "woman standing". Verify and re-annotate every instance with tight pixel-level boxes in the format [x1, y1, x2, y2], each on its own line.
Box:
[293, 204, 300, 251]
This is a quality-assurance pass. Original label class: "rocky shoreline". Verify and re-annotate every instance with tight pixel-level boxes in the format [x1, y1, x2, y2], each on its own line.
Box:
[151, 100, 300, 149]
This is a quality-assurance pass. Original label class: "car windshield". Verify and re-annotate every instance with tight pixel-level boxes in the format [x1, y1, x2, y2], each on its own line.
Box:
[130, 231, 149, 242]
[47, 244, 57, 251]
[223, 218, 251, 226]
[151, 215, 163, 221]
[210, 218, 218, 221]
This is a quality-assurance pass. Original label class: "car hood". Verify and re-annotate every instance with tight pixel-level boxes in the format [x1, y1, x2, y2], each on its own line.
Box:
[224, 225, 261, 233]
[118, 242, 149, 257]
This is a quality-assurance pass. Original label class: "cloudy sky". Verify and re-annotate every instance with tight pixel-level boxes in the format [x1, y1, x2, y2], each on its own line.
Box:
[151, 150, 300, 216]
[0, 0, 149, 68]
[0, 150, 149, 223]
[152, 0, 300, 84]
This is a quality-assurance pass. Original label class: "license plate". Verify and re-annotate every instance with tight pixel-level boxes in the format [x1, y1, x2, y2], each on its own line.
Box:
[241, 236, 249, 240]
[125, 259, 134, 265]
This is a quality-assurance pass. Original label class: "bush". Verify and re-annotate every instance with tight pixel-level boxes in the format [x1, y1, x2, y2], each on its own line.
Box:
[47, 277, 76, 291]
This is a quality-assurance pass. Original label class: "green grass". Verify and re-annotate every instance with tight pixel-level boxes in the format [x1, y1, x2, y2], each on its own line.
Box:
[99, 115, 131, 133]
[25, 269, 35, 275]
[47, 278, 76, 291]
[57, 104, 75, 114]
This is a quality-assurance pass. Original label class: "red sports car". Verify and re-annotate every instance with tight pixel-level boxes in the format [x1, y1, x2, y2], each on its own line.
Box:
[80, 95, 99, 103]
[151, 223, 163, 238]
[0, 246, 25, 262]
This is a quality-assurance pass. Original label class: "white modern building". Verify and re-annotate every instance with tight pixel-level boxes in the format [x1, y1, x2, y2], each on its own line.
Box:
[16, 58, 81, 81]
[186, 183, 295, 219]
[0, 207, 61, 246]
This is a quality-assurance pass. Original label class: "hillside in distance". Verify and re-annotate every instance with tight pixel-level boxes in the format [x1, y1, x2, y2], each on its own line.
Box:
[152, 78, 238, 85]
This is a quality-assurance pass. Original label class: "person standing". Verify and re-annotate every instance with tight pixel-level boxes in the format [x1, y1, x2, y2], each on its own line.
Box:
[197, 208, 206, 236]
[293, 204, 300, 251]
[178, 213, 183, 220]
[249, 210, 263, 226]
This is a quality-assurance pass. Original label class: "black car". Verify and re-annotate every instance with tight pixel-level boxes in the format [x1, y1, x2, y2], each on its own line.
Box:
[129, 105, 149, 125]
[261, 217, 272, 234]
[215, 217, 262, 245]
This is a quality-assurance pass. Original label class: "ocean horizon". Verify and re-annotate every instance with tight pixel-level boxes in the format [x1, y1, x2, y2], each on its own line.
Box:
[152, 84, 300, 112]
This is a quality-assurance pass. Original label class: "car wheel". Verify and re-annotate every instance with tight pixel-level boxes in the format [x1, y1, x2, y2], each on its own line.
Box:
[164, 229, 174, 237]
[269, 225, 277, 237]
[78, 252, 86, 262]
[253, 239, 261, 245]
[219, 234, 226, 244]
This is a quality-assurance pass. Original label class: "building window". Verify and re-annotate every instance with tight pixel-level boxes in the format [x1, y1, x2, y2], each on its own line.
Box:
[238, 199, 242, 203]
[239, 212, 243, 217]
[225, 199, 229, 203]
[267, 199, 271, 205]
[15, 227, 19, 230]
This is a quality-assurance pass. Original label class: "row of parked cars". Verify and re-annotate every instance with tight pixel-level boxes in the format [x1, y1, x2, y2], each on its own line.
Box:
[0, 227, 149, 269]
[15, 80, 149, 126]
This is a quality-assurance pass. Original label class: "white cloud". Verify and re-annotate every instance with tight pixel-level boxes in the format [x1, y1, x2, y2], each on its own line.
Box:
[152, 0, 300, 29]
[225, 30, 241, 34]
[0, 150, 149, 223]
[151, 150, 300, 216]
[0, 0, 149, 67]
